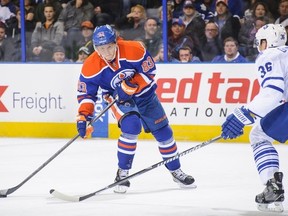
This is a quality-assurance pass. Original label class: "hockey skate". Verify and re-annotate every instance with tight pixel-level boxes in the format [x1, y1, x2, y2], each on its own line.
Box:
[255, 172, 284, 212]
[114, 168, 130, 194]
[171, 168, 196, 189]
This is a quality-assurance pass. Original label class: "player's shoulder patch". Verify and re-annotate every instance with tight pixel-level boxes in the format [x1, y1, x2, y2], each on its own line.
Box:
[81, 52, 106, 77]
[118, 40, 146, 61]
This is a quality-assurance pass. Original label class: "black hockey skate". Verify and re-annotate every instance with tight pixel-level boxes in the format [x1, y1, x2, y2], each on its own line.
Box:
[114, 168, 130, 194]
[171, 168, 196, 189]
[255, 172, 284, 212]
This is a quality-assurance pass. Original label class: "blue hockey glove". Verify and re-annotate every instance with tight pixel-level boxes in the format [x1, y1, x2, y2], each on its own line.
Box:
[221, 107, 255, 139]
[76, 114, 94, 138]
[115, 79, 138, 103]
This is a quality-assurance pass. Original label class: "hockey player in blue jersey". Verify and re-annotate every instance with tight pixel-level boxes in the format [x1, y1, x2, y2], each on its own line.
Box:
[76, 24, 195, 193]
[221, 24, 287, 212]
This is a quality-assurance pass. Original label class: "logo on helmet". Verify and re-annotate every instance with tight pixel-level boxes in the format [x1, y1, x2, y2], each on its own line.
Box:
[97, 31, 105, 39]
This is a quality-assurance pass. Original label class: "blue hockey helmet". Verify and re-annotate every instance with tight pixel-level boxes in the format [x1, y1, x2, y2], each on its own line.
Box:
[92, 24, 116, 47]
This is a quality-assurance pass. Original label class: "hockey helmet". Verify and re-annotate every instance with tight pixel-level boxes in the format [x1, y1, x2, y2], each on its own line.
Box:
[92, 24, 116, 47]
[255, 24, 287, 50]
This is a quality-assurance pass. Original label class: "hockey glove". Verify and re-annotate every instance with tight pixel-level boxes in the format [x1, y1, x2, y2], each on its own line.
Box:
[102, 93, 113, 105]
[77, 114, 94, 138]
[221, 106, 255, 139]
[115, 79, 138, 103]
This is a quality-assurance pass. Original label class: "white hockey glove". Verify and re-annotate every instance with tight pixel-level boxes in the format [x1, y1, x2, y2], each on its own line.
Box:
[221, 106, 255, 139]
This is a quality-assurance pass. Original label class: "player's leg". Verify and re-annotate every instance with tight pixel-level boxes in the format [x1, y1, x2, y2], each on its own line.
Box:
[250, 123, 284, 212]
[108, 98, 142, 193]
[114, 113, 142, 193]
[152, 125, 195, 188]
[135, 93, 195, 188]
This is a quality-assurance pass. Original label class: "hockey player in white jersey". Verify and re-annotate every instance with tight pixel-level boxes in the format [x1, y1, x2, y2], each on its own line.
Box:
[221, 23, 287, 212]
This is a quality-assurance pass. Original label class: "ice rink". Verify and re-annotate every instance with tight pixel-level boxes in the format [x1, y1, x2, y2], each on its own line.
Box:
[0, 137, 287, 216]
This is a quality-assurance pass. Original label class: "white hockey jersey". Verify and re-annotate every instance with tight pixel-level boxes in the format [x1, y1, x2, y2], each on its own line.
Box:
[247, 46, 288, 117]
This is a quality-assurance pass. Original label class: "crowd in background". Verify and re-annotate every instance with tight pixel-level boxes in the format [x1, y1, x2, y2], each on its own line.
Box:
[0, 0, 287, 63]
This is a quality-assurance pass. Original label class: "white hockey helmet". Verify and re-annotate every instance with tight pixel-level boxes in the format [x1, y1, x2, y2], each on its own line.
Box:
[255, 24, 287, 51]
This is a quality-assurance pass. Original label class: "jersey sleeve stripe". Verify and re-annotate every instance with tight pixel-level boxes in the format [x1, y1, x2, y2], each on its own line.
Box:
[265, 85, 284, 93]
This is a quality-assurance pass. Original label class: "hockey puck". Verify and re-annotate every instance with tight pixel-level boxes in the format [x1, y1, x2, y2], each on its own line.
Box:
[0, 194, 7, 198]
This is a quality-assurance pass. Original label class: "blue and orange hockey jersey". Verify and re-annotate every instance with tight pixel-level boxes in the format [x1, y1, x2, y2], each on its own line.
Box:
[77, 39, 157, 116]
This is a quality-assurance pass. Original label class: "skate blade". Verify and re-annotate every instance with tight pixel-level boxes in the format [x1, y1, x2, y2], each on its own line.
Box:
[177, 183, 197, 189]
[113, 185, 129, 194]
[257, 202, 284, 213]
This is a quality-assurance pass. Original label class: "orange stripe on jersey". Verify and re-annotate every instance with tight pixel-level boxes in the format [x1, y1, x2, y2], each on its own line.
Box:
[78, 103, 94, 116]
[159, 145, 177, 154]
[118, 40, 146, 61]
[118, 141, 136, 150]
[81, 52, 107, 77]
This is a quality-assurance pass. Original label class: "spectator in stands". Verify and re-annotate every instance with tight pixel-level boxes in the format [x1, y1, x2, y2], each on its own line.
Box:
[211, 0, 244, 18]
[51, 45, 71, 62]
[209, 0, 241, 45]
[212, 37, 248, 63]
[178, 46, 201, 62]
[89, 0, 114, 27]
[193, 0, 214, 22]
[180, 0, 206, 60]
[75, 46, 90, 62]
[4, 7, 17, 37]
[0, 0, 17, 14]
[30, 3, 64, 62]
[153, 44, 166, 62]
[275, 0, 288, 42]
[239, 14, 270, 62]
[76, 20, 94, 59]
[0, 21, 15, 61]
[168, 18, 195, 60]
[200, 21, 223, 62]
[238, 2, 274, 61]
[57, 0, 94, 60]
[242, 1, 274, 25]
[4, 8, 20, 60]
[90, 7, 113, 28]
[158, 4, 173, 36]
[276, 0, 288, 24]
[0, 4, 15, 24]
[153, 44, 165, 62]
[243, 0, 256, 18]
[136, 17, 162, 58]
[34, 0, 63, 23]
[115, 4, 146, 40]
[24, 0, 36, 32]
[172, 0, 185, 18]
[262, 0, 281, 20]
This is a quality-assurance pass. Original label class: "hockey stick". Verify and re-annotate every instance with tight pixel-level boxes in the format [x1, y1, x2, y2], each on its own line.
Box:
[50, 135, 222, 202]
[0, 98, 117, 198]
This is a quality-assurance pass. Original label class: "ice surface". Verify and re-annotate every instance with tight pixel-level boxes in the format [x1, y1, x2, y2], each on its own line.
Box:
[0, 137, 287, 216]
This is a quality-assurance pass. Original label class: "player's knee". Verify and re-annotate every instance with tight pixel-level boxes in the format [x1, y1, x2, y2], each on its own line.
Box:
[249, 124, 274, 145]
[152, 125, 173, 143]
[120, 114, 142, 135]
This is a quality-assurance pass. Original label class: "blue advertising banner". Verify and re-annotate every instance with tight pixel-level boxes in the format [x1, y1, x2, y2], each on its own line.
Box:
[91, 89, 108, 138]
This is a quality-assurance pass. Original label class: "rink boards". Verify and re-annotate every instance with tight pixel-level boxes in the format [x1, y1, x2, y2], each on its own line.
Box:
[0, 63, 257, 142]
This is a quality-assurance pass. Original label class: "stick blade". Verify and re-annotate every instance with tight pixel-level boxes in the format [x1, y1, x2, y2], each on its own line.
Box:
[50, 189, 80, 202]
[0, 189, 8, 198]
